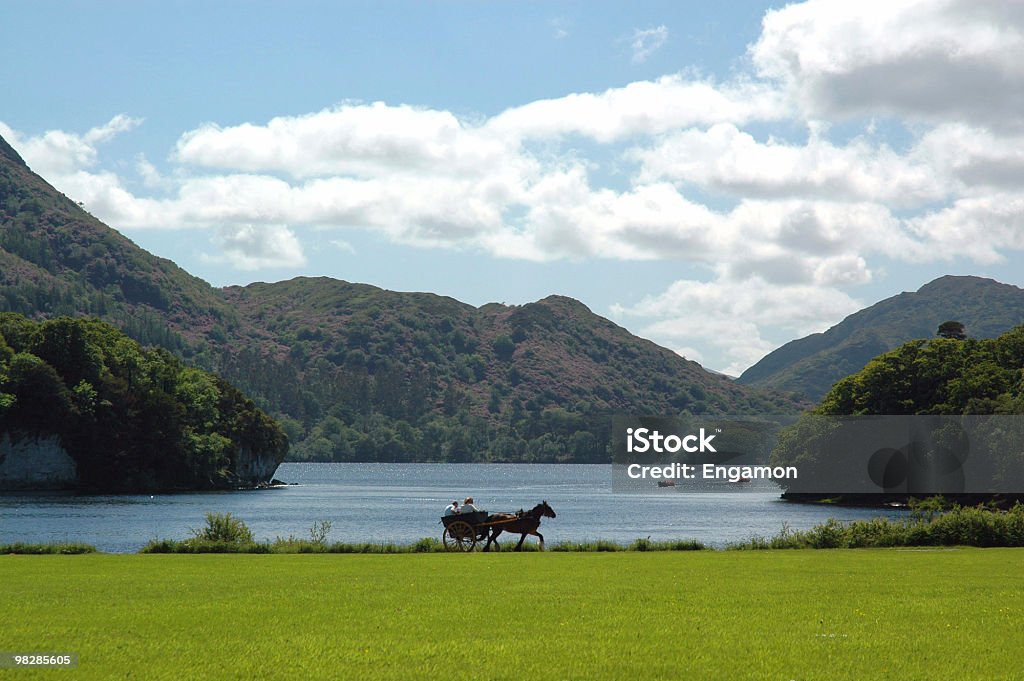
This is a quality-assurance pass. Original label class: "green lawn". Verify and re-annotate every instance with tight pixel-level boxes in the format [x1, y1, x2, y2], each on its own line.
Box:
[2, 549, 1022, 680]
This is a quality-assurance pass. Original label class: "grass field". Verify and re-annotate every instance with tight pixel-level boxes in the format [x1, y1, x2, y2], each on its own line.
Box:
[2, 549, 1022, 680]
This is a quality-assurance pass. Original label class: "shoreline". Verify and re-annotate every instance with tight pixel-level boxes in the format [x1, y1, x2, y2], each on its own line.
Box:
[780, 492, 1024, 510]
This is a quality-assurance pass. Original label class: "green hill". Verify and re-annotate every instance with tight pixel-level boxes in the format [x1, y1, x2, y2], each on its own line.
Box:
[737, 276, 1024, 401]
[0, 132, 807, 463]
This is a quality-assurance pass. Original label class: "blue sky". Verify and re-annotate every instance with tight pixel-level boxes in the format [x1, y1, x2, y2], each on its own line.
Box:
[3, 1, 1023, 374]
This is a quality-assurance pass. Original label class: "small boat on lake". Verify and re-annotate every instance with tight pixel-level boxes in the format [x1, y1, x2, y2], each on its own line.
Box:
[657, 480, 676, 487]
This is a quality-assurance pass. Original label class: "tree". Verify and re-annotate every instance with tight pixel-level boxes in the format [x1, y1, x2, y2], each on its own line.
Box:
[491, 335, 516, 361]
[4, 352, 76, 433]
[937, 320, 967, 340]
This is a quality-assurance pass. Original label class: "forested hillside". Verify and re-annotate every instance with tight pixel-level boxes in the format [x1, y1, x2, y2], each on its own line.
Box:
[216, 279, 807, 461]
[0, 314, 287, 491]
[0, 133, 233, 351]
[816, 326, 1024, 416]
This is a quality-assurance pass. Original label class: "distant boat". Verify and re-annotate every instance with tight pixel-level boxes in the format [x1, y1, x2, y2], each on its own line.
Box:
[657, 480, 676, 487]
[729, 476, 752, 484]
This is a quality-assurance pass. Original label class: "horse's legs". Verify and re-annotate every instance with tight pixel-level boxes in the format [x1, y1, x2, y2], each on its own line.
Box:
[483, 528, 502, 552]
[536, 531, 544, 551]
[515, 533, 527, 551]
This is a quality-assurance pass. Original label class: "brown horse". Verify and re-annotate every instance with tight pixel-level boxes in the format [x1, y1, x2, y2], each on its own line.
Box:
[482, 501, 556, 552]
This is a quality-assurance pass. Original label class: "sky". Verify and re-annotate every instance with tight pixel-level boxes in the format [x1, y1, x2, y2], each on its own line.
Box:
[2, 0, 1023, 376]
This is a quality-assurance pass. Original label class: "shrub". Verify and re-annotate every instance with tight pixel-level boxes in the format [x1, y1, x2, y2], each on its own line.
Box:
[309, 520, 332, 544]
[413, 537, 442, 553]
[728, 501, 1024, 550]
[630, 537, 652, 552]
[190, 512, 255, 544]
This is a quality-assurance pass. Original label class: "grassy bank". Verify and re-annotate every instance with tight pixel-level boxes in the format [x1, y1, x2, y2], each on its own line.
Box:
[140, 536, 705, 553]
[2, 549, 1022, 680]
[0, 542, 97, 554]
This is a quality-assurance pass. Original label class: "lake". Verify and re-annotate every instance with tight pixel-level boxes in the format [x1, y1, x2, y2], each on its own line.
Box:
[0, 463, 906, 552]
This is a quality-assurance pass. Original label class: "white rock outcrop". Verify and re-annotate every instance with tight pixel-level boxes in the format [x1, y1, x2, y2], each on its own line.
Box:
[0, 433, 78, 490]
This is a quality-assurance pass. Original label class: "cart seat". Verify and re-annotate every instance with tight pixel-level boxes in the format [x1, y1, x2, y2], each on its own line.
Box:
[442, 510, 488, 527]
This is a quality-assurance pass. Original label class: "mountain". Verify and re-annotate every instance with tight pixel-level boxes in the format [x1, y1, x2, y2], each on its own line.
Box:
[216, 278, 809, 461]
[0, 132, 807, 463]
[737, 276, 1024, 401]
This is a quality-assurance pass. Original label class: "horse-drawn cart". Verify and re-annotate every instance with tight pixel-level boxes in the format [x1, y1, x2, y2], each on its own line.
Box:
[440, 502, 556, 552]
[441, 511, 500, 551]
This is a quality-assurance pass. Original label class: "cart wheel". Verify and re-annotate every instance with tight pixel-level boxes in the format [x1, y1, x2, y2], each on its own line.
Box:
[443, 521, 476, 552]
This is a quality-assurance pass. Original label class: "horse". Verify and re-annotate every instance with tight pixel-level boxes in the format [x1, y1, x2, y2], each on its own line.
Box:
[482, 501, 556, 552]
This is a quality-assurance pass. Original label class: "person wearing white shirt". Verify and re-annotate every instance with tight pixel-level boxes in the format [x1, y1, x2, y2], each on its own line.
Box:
[444, 500, 460, 516]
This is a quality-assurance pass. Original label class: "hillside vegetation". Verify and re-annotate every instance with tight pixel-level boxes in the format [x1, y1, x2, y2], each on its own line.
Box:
[738, 276, 1024, 400]
[770, 325, 1024, 497]
[0, 313, 287, 491]
[0, 133, 806, 463]
[817, 325, 1024, 416]
[217, 279, 806, 462]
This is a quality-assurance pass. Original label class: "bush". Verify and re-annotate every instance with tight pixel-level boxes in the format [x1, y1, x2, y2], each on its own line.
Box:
[630, 537, 652, 552]
[309, 520, 332, 544]
[413, 537, 442, 553]
[729, 501, 1024, 550]
[190, 512, 255, 544]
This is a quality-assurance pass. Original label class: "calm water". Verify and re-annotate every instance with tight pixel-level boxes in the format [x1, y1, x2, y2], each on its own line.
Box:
[0, 463, 905, 552]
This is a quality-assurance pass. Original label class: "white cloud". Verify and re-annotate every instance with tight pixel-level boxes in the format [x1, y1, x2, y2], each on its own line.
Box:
[135, 154, 172, 190]
[83, 114, 143, 144]
[0, 115, 141, 176]
[613, 275, 864, 375]
[175, 103, 523, 181]
[906, 193, 1024, 265]
[330, 239, 356, 254]
[750, 0, 1024, 130]
[487, 76, 787, 142]
[632, 122, 950, 207]
[550, 18, 570, 40]
[205, 224, 307, 271]
[630, 25, 669, 64]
